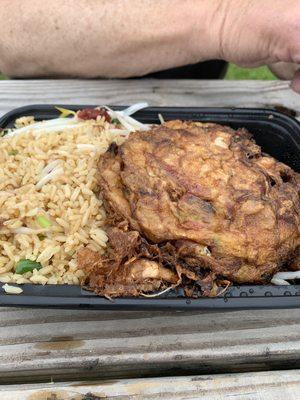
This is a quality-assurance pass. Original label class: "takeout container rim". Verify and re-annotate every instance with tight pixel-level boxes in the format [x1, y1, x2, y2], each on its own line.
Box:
[0, 104, 299, 310]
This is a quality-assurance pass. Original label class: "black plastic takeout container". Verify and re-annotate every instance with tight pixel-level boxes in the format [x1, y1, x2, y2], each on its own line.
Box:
[0, 104, 299, 310]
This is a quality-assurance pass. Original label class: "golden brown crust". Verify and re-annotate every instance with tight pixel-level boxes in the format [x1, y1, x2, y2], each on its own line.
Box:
[80, 121, 300, 297]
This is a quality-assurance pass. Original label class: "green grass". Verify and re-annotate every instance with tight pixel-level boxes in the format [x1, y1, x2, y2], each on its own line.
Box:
[225, 64, 276, 80]
[0, 73, 7, 80]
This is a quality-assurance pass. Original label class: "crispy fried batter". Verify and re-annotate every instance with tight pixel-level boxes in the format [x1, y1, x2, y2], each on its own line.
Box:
[79, 228, 178, 297]
[79, 121, 300, 297]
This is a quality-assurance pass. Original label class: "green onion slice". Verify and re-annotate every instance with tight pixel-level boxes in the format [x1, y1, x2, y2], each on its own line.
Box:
[0, 128, 10, 137]
[8, 149, 18, 156]
[36, 215, 52, 228]
[16, 259, 42, 274]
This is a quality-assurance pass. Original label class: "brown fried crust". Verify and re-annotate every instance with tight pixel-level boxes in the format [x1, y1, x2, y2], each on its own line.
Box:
[79, 121, 300, 297]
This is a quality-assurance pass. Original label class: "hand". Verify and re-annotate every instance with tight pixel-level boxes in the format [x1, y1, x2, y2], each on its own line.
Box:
[268, 62, 300, 92]
[217, 0, 300, 92]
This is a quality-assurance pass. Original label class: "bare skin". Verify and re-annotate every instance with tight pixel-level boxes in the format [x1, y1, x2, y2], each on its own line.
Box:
[1, 0, 300, 91]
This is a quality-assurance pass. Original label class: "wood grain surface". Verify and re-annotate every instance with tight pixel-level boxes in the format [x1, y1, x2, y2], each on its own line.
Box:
[0, 307, 299, 383]
[0, 79, 299, 116]
[1, 370, 300, 400]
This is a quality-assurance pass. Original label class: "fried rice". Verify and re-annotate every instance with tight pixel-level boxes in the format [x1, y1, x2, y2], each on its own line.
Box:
[0, 110, 129, 286]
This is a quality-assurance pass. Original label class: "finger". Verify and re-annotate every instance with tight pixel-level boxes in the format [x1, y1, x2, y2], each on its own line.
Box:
[290, 69, 300, 94]
[268, 62, 299, 80]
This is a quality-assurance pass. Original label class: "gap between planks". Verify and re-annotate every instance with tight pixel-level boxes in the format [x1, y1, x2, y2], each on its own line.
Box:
[0, 308, 299, 383]
[0, 369, 299, 400]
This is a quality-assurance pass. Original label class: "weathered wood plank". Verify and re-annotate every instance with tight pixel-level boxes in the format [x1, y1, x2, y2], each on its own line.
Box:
[0, 307, 299, 383]
[0, 79, 298, 116]
[1, 370, 300, 400]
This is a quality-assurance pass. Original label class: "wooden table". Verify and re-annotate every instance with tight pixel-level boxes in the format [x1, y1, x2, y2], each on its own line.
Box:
[0, 79, 299, 399]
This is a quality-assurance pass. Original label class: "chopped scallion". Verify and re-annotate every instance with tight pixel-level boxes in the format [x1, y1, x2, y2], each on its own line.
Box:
[0, 128, 10, 137]
[8, 149, 18, 156]
[16, 259, 42, 274]
[37, 234, 46, 241]
[36, 215, 52, 228]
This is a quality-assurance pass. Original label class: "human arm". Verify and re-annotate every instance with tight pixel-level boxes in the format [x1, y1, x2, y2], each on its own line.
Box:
[1, 0, 300, 91]
[0, 0, 222, 78]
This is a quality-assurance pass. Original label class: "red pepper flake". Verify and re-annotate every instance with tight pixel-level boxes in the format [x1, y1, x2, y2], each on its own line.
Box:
[77, 108, 111, 122]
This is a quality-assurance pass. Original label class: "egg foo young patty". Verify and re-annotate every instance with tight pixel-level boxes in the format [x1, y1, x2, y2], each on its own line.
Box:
[80, 121, 300, 297]
[0, 116, 127, 285]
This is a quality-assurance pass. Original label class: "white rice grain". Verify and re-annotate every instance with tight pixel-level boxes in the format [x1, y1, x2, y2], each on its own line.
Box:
[0, 116, 126, 286]
[2, 284, 23, 294]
